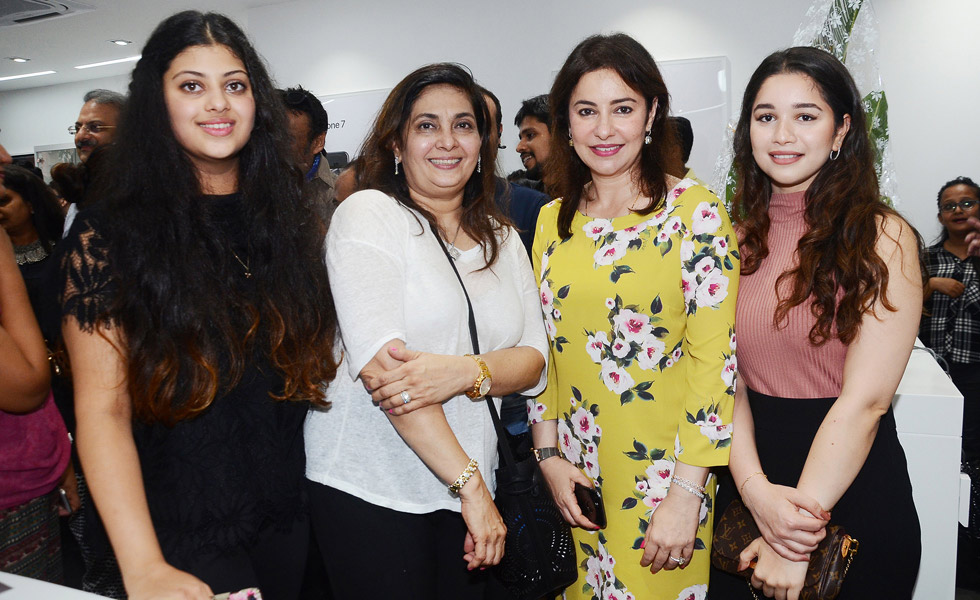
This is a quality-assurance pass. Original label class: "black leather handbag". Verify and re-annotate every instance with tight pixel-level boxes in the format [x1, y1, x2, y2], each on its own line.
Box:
[432, 226, 578, 600]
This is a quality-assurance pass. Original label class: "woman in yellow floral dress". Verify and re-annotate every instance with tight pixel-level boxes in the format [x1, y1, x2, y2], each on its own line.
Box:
[529, 34, 739, 600]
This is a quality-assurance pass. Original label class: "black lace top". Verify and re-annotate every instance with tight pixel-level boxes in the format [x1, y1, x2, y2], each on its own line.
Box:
[59, 195, 308, 564]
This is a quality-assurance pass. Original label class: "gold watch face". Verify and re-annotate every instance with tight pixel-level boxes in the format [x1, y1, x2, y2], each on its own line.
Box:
[479, 377, 492, 396]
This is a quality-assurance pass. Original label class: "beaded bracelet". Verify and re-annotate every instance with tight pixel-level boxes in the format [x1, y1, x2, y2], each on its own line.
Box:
[670, 475, 706, 500]
[449, 458, 479, 495]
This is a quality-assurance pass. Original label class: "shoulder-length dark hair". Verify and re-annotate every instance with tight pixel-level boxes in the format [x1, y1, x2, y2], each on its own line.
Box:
[732, 46, 911, 345]
[1, 164, 64, 252]
[357, 62, 506, 266]
[546, 33, 682, 240]
[92, 10, 337, 424]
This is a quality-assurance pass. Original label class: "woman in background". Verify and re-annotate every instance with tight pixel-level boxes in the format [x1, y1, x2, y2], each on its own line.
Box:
[530, 33, 739, 600]
[0, 142, 70, 582]
[60, 11, 337, 600]
[713, 46, 922, 600]
[920, 176, 980, 590]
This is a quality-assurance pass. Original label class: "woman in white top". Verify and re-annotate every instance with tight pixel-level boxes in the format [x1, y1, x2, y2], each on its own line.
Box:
[304, 63, 548, 600]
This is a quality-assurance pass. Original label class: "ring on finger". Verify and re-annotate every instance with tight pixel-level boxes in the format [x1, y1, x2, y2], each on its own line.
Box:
[400, 390, 411, 404]
[669, 555, 686, 566]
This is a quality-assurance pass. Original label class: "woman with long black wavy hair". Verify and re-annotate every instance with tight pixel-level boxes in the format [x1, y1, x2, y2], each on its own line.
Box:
[60, 11, 338, 600]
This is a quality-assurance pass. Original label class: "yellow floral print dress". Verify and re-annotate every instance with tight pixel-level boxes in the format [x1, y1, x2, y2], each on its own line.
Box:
[530, 180, 739, 600]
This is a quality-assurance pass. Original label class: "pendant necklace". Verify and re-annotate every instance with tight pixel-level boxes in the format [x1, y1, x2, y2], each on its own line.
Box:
[445, 221, 464, 261]
[230, 247, 252, 278]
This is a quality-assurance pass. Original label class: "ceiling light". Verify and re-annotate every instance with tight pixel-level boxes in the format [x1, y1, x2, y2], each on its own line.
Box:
[109, 39, 131, 46]
[74, 55, 140, 69]
[7, 57, 30, 63]
[0, 70, 56, 82]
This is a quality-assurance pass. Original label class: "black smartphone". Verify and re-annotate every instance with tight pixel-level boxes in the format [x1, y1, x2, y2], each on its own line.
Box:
[574, 483, 607, 529]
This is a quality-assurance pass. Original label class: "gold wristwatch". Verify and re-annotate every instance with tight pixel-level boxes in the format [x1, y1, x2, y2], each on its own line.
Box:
[464, 354, 492, 399]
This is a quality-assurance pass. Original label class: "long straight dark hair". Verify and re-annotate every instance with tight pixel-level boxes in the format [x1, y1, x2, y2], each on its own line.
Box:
[732, 46, 913, 345]
[90, 10, 338, 424]
[545, 33, 682, 240]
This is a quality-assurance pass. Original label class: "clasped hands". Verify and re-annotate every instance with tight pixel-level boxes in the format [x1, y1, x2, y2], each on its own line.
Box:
[361, 344, 480, 416]
[738, 477, 831, 600]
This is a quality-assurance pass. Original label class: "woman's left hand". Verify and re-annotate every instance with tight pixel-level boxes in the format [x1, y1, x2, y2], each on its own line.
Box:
[364, 346, 476, 415]
[639, 486, 702, 573]
[740, 537, 808, 600]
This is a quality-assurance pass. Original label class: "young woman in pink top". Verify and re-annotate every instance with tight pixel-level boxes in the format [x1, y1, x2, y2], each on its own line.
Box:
[710, 47, 923, 600]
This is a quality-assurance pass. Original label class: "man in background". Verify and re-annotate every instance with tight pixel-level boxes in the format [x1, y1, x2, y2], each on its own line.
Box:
[279, 86, 338, 230]
[63, 89, 125, 235]
[508, 94, 552, 193]
[72, 89, 124, 163]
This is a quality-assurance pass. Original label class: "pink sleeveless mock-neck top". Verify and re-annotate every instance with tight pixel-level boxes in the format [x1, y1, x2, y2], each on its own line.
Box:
[735, 191, 848, 399]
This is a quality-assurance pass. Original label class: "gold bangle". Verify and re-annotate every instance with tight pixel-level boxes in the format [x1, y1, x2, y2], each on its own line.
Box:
[739, 471, 768, 495]
[449, 458, 479, 495]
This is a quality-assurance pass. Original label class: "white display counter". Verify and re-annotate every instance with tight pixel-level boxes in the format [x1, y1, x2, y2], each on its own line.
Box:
[894, 344, 965, 600]
[0, 572, 109, 599]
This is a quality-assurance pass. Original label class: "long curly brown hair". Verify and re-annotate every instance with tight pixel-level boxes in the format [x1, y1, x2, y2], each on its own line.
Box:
[732, 47, 912, 345]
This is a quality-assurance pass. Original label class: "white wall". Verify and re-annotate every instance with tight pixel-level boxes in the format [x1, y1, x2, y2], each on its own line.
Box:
[877, 0, 980, 241]
[1, 0, 977, 238]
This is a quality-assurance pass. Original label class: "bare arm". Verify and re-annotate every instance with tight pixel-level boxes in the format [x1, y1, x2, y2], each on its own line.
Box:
[0, 229, 50, 413]
[368, 344, 544, 414]
[359, 338, 506, 569]
[795, 216, 921, 510]
[730, 382, 829, 561]
[65, 318, 212, 600]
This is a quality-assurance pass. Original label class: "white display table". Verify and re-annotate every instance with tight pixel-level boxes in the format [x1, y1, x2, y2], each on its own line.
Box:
[0, 572, 109, 599]
[894, 345, 964, 600]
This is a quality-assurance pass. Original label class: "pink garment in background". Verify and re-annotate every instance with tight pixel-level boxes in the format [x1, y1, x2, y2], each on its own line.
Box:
[0, 392, 70, 510]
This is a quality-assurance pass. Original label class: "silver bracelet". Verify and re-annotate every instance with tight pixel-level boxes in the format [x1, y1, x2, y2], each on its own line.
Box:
[670, 475, 706, 500]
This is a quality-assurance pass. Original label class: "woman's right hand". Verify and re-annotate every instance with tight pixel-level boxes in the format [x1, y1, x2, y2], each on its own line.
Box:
[740, 478, 829, 561]
[930, 277, 965, 298]
[125, 561, 213, 600]
[538, 457, 598, 530]
[458, 472, 507, 570]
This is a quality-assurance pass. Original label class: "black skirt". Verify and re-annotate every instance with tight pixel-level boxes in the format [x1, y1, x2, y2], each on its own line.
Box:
[709, 388, 921, 599]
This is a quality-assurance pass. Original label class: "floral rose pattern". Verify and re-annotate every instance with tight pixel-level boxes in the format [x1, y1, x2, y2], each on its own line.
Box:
[532, 183, 739, 600]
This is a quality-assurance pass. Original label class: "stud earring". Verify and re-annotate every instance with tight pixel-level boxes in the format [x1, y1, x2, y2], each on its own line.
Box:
[394, 154, 401, 175]
[644, 130, 652, 145]
[829, 149, 840, 161]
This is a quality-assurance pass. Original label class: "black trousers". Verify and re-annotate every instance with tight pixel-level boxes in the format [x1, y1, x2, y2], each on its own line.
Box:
[170, 515, 309, 600]
[307, 480, 487, 600]
[710, 389, 920, 600]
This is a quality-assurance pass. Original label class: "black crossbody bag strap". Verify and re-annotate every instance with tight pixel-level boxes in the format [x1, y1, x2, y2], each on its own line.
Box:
[428, 225, 517, 468]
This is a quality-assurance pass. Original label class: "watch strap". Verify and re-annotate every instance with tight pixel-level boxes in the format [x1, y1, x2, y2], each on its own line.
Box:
[464, 354, 491, 399]
[534, 447, 561, 462]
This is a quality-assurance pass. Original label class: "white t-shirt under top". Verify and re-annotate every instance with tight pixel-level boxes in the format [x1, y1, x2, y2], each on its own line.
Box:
[304, 189, 548, 514]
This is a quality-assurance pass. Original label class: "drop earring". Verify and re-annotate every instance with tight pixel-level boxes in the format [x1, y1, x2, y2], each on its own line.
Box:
[477, 156, 481, 173]
[644, 130, 652, 145]
[568, 132, 573, 147]
[394, 154, 401, 175]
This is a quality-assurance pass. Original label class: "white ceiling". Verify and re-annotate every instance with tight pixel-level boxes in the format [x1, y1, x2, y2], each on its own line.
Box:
[0, 0, 290, 93]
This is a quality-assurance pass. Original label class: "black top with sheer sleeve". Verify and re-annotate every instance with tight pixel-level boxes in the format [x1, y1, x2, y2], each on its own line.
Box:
[59, 197, 308, 564]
